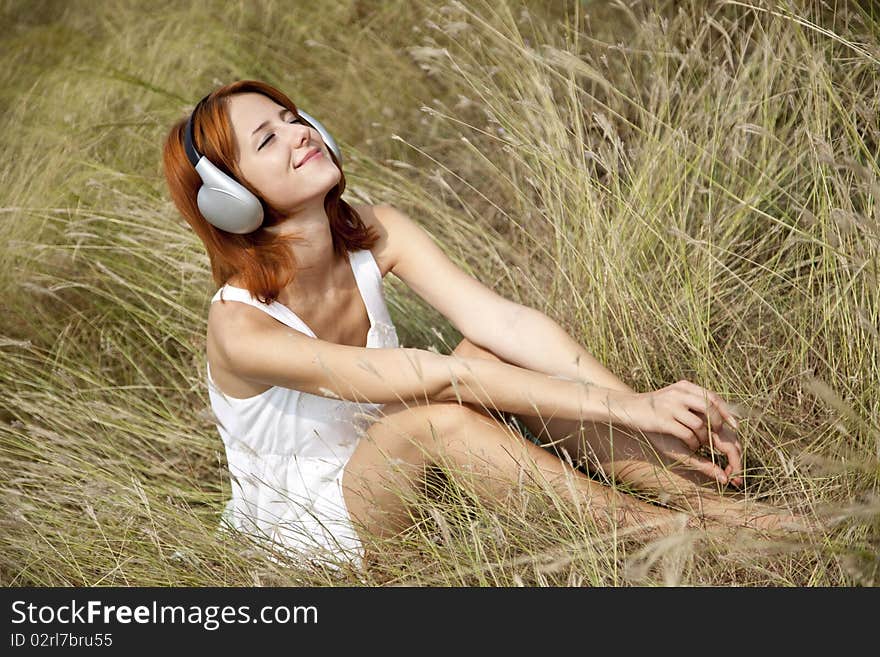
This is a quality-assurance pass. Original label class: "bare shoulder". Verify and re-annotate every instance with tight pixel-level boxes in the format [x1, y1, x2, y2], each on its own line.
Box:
[349, 202, 399, 278]
[208, 294, 272, 330]
[206, 294, 277, 366]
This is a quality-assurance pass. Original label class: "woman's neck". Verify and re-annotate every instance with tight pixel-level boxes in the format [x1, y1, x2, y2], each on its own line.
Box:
[233, 204, 346, 301]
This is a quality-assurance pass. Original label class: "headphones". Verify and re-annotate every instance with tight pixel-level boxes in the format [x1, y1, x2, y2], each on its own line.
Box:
[183, 95, 343, 234]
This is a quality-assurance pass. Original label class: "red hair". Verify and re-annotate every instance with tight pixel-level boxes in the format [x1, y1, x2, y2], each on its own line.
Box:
[161, 79, 378, 303]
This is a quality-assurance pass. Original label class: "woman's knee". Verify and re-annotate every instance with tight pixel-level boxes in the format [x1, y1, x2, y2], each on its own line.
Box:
[370, 401, 495, 454]
[343, 402, 497, 544]
[434, 401, 500, 437]
[452, 337, 503, 362]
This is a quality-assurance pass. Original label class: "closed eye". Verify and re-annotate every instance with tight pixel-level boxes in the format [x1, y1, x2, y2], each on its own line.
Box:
[258, 116, 301, 151]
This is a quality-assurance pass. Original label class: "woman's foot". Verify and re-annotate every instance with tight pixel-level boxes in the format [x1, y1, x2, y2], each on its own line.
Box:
[702, 499, 818, 536]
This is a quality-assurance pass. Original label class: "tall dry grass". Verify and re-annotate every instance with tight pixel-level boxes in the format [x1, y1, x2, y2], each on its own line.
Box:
[0, 0, 877, 586]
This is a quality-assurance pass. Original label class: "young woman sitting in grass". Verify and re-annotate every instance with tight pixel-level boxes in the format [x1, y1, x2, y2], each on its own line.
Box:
[162, 79, 807, 571]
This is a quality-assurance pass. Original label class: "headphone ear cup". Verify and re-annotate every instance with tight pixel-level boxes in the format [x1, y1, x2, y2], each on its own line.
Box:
[194, 157, 264, 234]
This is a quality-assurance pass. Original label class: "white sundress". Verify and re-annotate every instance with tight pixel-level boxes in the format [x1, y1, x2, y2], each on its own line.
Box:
[206, 248, 400, 572]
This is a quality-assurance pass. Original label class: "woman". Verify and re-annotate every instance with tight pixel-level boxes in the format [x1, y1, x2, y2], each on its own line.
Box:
[162, 80, 802, 571]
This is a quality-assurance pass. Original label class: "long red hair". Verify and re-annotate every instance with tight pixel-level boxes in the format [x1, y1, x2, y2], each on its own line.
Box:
[161, 79, 378, 304]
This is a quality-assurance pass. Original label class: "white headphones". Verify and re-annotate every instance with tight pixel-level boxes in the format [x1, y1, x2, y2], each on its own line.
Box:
[183, 94, 342, 234]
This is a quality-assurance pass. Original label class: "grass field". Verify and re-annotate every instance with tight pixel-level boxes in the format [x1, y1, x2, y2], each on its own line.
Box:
[1, 0, 877, 586]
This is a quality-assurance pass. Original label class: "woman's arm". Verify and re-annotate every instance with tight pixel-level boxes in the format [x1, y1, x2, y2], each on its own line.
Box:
[214, 299, 619, 419]
[215, 301, 733, 446]
[363, 206, 631, 393]
[471, 304, 634, 393]
[436, 353, 621, 421]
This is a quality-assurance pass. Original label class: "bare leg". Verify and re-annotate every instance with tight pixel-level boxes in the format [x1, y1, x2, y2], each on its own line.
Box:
[448, 338, 798, 531]
[342, 400, 684, 559]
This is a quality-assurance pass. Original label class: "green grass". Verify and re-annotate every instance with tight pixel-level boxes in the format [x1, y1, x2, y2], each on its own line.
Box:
[0, 0, 877, 586]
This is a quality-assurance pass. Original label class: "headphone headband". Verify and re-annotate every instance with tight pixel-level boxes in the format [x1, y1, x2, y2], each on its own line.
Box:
[183, 94, 210, 168]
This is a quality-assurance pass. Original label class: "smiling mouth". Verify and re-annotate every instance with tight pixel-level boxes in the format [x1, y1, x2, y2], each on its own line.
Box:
[297, 150, 323, 168]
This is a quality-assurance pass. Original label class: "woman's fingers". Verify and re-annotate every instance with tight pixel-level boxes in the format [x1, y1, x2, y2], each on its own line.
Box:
[681, 393, 724, 432]
[664, 418, 701, 452]
[664, 439, 729, 484]
[709, 431, 741, 481]
[718, 424, 744, 487]
[648, 422, 733, 485]
[657, 382, 744, 487]
[672, 408, 706, 449]
[678, 381, 739, 430]
[684, 395, 725, 445]
[679, 398, 743, 486]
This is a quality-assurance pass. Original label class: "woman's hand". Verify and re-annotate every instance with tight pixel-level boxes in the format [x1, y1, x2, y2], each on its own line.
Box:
[608, 380, 743, 486]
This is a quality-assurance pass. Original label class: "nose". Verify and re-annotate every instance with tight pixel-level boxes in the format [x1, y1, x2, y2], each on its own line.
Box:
[295, 123, 326, 155]
[288, 120, 311, 147]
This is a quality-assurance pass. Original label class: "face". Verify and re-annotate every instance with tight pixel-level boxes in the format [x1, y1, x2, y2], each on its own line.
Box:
[226, 92, 340, 215]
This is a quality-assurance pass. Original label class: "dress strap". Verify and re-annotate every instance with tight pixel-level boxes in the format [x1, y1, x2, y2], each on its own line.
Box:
[211, 285, 313, 337]
[350, 249, 394, 327]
